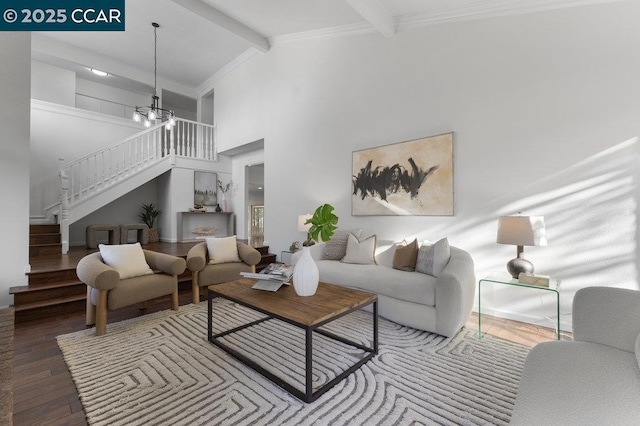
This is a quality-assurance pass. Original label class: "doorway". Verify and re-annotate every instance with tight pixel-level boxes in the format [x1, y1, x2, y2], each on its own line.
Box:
[246, 163, 264, 245]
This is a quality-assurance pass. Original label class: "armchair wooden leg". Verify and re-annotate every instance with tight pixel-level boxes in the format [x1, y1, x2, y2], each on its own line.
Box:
[85, 286, 96, 326]
[251, 265, 256, 273]
[96, 290, 108, 336]
[171, 278, 179, 311]
[192, 272, 200, 304]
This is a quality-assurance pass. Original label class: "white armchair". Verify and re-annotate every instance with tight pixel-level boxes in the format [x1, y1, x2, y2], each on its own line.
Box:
[511, 286, 640, 425]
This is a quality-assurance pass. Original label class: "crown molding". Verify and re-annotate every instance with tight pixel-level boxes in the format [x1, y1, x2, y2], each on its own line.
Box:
[271, 0, 624, 45]
[270, 22, 377, 45]
[397, 0, 626, 31]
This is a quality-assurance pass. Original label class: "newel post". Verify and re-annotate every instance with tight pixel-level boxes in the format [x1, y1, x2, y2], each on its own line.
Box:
[59, 158, 70, 254]
[169, 125, 176, 166]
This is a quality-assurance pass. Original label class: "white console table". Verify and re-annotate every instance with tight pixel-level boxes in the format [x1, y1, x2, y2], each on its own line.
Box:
[177, 211, 235, 242]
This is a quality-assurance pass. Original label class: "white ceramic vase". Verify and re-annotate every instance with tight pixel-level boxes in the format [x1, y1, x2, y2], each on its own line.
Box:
[293, 246, 319, 296]
[221, 194, 228, 212]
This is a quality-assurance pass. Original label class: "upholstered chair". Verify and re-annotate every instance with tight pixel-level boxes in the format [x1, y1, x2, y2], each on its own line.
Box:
[187, 241, 261, 304]
[77, 248, 186, 336]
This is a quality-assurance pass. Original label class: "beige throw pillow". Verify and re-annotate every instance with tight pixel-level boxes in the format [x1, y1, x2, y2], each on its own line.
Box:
[341, 234, 377, 265]
[206, 236, 241, 264]
[393, 239, 418, 271]
[415, 238, 450, 277]
[324, 229, 362, 260]
[99, 243, 154, 279]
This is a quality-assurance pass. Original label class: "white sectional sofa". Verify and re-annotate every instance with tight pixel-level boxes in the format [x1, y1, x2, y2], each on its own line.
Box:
[292, 240, 475, 337]
[511, 286, 640, 425]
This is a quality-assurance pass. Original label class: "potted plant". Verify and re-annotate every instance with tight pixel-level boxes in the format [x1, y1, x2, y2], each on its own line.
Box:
[138, 203, 162, 243]
[306, 203, 339, 243]
[293, 204, 338, 297]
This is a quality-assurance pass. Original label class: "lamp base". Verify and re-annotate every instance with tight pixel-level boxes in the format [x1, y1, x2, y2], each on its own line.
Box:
[506, 257, 534, 279]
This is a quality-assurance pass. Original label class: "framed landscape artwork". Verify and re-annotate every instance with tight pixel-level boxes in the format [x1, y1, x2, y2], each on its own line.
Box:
[194, 171, 217, 207]
[352, 132, 453, 216]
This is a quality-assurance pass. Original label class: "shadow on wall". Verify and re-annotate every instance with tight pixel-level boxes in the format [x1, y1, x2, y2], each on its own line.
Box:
[433, 137, 638, 330]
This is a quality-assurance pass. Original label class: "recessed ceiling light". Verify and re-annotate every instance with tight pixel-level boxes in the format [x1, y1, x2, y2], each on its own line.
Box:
[258, 186, 263, 190]
[90, 68, 108, 77]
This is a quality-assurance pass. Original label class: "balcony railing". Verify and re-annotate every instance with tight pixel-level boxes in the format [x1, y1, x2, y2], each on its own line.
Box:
[55, 118, 216, 253]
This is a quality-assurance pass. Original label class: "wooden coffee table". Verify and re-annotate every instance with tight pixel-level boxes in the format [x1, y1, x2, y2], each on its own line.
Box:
[207, 279, 378, 403]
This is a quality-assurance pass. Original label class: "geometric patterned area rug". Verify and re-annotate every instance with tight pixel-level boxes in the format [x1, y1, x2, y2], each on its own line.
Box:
[57, 300, 529, 426]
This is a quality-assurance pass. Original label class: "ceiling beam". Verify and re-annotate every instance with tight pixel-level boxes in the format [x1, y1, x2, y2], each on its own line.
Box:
[170, 0, 269, 52]
[345, 0, 395, 38]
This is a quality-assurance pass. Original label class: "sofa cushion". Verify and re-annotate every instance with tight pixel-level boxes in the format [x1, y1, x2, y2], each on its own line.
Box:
[324, 229, 362, 260]
[198, 262, 254, 286]
[316, 260, 436, 306]
[511, 341, 640, 425]
[98, 243, 153, 279]
[393, 239, 418, 271]
[416, 238, 450, 277]
[206, 236, 241, 264]
[342, 234, 377, 265]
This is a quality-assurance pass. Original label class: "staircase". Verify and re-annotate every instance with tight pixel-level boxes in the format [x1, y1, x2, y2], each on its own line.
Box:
[14, 117, 217, 322]
[11, 225, 86, 322]
[11, 227, 196, 322]
[29, 224, 62, 257]
[254, 245, 277, 272]
[49, 117, 217, 253]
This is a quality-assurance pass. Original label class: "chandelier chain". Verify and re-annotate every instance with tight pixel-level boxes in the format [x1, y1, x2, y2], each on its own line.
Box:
[132, 22, 175, 129]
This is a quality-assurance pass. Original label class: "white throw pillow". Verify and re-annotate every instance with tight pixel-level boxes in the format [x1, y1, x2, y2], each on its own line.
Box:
[206, 236, 241, 264]
[99, 243, 154, 279]
[341, 234, 377, 265]
[415, 238, 450, 277]
[324, 229, 362, 260]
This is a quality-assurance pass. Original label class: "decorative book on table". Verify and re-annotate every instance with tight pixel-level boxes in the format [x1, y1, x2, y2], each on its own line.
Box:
[241, 263, 294, 291]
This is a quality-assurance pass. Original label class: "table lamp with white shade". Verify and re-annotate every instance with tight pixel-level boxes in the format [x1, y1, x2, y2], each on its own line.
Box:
[298, 214, 314, 246]
[497, 215, 547, 278]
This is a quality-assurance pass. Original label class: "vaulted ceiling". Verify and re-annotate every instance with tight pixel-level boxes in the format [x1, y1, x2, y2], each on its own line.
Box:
[32, 0, 623, 97]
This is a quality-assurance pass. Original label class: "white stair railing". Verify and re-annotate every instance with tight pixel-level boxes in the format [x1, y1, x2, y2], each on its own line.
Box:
[56, 118, 216, 253]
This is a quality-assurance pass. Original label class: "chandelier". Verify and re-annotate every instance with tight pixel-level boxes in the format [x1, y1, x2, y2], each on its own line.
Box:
[133, 22, 176, 129]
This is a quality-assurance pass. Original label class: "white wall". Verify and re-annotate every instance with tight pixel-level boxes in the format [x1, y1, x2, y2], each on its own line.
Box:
[76, 78, 148, 109]
[69, 179, 158, 246]
[30, 101, 145, 217]
[157, 158, 232, 242]
[31, 60, 75, 107]
[0, 33, 31, 307]
[213, 2, 640, 331]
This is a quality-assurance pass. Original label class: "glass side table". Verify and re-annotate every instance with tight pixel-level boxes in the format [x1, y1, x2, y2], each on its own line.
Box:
[478, 271, 561, 340]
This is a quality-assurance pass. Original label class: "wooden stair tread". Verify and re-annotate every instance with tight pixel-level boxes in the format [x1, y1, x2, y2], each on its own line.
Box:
[10, 281, 84, 294]
[13, 294, 86, 312]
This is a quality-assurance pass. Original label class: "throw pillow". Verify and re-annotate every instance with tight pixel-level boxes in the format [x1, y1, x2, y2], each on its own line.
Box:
[393, 239, 418, 272]
[98, 243, 154, 279]
[206, 236, 241, 264]
[415, 238, 451, 277]
[341, 234, 377, 265]
[324, 229, 362, 260]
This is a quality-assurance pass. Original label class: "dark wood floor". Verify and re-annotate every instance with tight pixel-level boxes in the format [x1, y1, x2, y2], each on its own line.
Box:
[12, 289, 569, 425]
[28, 241, 201, 274]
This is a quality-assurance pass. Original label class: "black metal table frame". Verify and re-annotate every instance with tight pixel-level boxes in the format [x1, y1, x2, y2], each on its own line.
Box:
[207, 288, 378, 403]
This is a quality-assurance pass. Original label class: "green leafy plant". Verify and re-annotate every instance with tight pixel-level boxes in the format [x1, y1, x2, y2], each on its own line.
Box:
[138, 203, 162, 228]
[306, 204, 339, 242]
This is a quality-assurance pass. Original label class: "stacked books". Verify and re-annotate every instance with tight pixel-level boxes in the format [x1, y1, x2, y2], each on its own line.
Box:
[241, 263, 294, 291]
